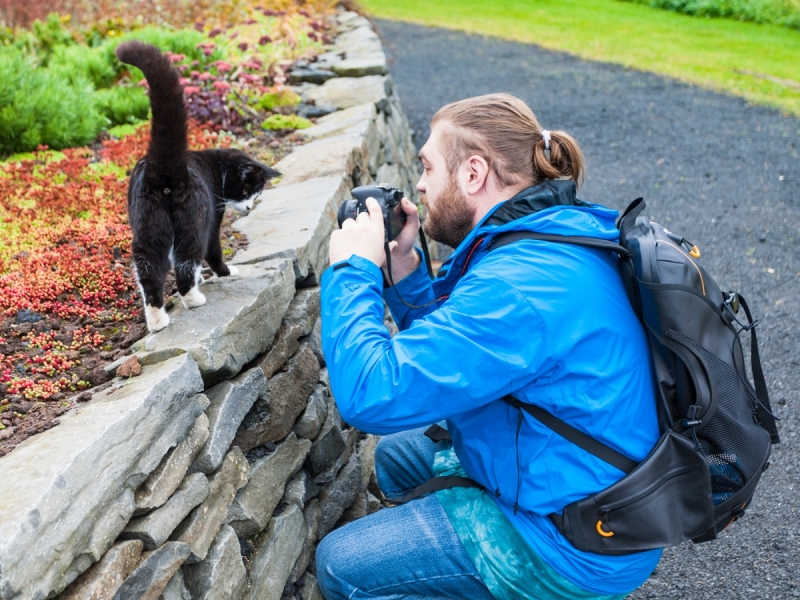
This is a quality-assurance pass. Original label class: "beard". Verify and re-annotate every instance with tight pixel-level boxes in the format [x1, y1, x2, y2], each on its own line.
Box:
[421, 177, 475, 250]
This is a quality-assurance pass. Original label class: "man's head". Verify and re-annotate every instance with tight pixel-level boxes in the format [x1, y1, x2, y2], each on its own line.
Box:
[417, 93, 585, 248]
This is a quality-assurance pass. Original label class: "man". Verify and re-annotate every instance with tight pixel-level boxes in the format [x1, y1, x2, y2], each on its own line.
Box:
[316, 94, 661, 599]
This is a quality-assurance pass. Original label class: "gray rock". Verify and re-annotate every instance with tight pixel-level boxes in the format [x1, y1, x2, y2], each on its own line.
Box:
[331, 56, 388, 77]
[293, 384, 329, 440]
[318, 457, 363, 539]
[305, 76, 389, 110]
[172, 448, 250, 564]
[366, 491, 382, 514]
[131, 260, 295, 386]
[0, 354, 204, 600]
[245, 505, 307, 600]
[182, 525, 246, 600]
[376, 163, 403, 189]
[113, 542, 191, 600]
[159, 570, 191, 600]
[283, 287, 320, 336]
[231, 177, 351, 283]
[318, 367, 330, 388]
[284, 470, 319, 510]
[305, 407, 346, 478]
[191, 367, 266, 474]
[335, 23, 383, 51]
[299, 103, 376, 141]
[301, 317, 324, 368]
[135, 412, 210, 515]
[312, 424, 358, 485]
[356, 434, 379, 490]
[297, 573, 324, 600]
[253, 323, 303, 379]
[290, 499, 322, 582]
[288, 66, 338, 84]
[59, 540, 143, 600]
[275, 135, 369, 191]
[121, 473, 210, 550]
[296, 102, 338, 118]
[233, 344, 320, 453]
[336, 491, 368, 527]
[226, 433, 311, 537]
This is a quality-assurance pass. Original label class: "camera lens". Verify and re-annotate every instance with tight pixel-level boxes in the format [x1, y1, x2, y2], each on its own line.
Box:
[337, 199, 359, 228]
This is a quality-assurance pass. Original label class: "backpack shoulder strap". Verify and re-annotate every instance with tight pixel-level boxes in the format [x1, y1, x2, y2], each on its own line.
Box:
[487, 230, 630, 257]
[504, 396, 638, 474]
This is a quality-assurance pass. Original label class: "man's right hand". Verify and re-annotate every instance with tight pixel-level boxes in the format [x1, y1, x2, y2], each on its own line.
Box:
[384, 197, 422, 284]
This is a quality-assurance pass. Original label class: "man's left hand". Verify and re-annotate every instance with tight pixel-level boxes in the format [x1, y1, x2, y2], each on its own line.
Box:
[329, 197, 386, 267]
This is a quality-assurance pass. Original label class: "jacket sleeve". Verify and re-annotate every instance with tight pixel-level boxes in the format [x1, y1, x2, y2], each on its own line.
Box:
[382, 247, 440, 330]
[320, 254, 551, 435]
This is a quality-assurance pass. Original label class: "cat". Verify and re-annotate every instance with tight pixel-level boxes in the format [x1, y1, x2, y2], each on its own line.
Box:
[115, 40, 280, 333]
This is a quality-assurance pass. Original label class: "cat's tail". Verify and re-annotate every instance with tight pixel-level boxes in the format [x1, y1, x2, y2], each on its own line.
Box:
[115, 40, 188, 191]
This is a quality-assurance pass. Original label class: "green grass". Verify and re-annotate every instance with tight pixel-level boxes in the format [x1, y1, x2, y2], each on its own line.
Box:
[360, 0, 800, 116]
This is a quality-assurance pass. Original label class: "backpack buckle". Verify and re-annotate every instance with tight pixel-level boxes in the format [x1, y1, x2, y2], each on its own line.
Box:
[725, 292, 740, 314]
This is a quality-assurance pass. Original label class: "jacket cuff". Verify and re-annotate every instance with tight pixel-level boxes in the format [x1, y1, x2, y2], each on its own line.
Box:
[322, 254, 384, 288]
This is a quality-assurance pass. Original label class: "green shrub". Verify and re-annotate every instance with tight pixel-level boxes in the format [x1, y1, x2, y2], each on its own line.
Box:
[49, 44, 118, 88]
[0, 47, 105, 154]
[255, 88, 302, 111]
[94, 85, 150, 126]
[261, 114, 312, 130]
[624, 0, 800, 29]
[103, 27, 223, 81]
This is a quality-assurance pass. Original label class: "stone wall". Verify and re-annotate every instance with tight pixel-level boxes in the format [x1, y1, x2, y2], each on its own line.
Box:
[0, 12, 419, 600]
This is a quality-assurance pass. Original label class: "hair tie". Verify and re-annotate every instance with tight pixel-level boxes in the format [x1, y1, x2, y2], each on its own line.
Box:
[541, 130, 551, 151]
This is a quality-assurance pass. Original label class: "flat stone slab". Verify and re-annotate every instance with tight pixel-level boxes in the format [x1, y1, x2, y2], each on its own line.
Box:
[135, 412, 210, 515]
[191, 367, 266, 474]
[159, 570, 191, 600]
[59, 540, 143, 600]
[183, 525, 246, 600]
[299, 103, 376, 140]
[0, 354, 205, 600]
[244, 505, 307, 600]
[121, 473, 210, 550]
[226, 433, 311, 537]
[230, 177, 351, 284]
[293, 384, 328, 441]
[113, 542, 190, 600]
[172, 448, 249, 564]
[305, 75, 390, 110]
[131, 260, 295, 386]
[254, 323, 303, 380]
[331, 57, 388, 77]
[318, 457, 363, 540]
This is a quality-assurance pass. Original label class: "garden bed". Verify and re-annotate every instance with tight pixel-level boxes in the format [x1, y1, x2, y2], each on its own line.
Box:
[0, 1, 339, 457]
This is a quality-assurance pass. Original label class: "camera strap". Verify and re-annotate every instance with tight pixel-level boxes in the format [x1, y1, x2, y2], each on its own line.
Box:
[384, 229, 442, 309]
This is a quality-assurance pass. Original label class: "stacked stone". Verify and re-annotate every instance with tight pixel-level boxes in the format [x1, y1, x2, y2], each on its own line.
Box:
[0, 12, 416, 600]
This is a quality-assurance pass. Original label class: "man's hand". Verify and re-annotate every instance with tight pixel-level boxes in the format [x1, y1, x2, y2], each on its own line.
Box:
[384, 197, 421, 284]
[329, 197, 387, 267]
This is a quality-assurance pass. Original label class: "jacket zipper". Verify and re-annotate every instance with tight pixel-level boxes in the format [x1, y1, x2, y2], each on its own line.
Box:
[599, 466, 693, 514]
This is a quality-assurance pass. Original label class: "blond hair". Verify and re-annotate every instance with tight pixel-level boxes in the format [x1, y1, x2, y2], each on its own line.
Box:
[431, 93, 585, 188]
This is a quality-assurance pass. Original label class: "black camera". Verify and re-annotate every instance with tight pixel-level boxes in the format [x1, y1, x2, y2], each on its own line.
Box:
[337, 184, 407, 242]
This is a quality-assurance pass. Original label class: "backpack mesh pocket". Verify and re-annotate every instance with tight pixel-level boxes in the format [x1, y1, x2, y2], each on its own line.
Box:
[687, 339, 771, 506]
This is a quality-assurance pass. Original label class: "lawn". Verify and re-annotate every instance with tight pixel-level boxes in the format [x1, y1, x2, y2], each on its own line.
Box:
[360, 0, 800, 117]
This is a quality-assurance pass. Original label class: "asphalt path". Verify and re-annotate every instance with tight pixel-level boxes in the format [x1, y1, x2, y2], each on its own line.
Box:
[374, 18, 800, 600]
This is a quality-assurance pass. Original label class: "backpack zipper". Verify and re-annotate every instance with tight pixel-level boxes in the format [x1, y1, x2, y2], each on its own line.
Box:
[659, 240, 706, 296]
[599, 466, 693, 514]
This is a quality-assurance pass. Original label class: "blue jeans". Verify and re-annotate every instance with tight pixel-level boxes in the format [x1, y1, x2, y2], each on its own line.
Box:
[315, 426, 496, 600]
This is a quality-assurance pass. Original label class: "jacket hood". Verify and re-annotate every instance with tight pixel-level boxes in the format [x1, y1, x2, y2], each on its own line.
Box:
[433, 179, 621, 282]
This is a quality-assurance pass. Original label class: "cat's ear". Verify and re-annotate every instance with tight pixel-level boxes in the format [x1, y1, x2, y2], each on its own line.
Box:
[260, 164, 281, 179]
[237, 163, 259, 181]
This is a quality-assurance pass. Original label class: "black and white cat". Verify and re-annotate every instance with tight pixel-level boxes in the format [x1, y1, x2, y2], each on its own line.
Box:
[115, 41, 280, 332]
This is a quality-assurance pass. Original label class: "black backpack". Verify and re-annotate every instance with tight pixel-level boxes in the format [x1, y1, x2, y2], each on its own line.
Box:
[394, 197, 780, 555]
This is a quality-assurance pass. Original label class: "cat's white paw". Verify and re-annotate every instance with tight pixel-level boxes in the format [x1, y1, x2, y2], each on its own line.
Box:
[145, 305, 170, 332]
[227, 265, 239, 276]
[181, 287, 207, 308]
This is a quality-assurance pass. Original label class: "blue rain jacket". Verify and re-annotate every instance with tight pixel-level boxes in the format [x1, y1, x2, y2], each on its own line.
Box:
[320, 181, 662, 595]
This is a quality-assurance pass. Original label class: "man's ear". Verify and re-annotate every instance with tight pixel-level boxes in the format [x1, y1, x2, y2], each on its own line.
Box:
[465, 155, 490, 195]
